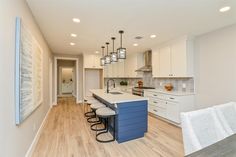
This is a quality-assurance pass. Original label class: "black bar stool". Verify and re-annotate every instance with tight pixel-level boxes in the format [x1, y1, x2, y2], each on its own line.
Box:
[95, 107, 116, 143]
[87, 102, 106, 123]
[84, 98, 99, 117]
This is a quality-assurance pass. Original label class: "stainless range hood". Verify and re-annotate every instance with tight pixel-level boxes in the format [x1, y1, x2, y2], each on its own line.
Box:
[135, 50, 152, 72]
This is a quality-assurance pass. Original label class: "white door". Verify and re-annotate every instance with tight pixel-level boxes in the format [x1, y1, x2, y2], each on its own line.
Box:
[159, 46, 171, 77]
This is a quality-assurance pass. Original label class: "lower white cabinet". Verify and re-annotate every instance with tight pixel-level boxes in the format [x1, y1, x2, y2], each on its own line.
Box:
[144, 90, 194, 124]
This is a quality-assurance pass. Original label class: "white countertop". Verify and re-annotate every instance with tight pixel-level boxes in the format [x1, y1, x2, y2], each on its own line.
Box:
[90, 89, 148, 104]
[145, 89, 195, 96]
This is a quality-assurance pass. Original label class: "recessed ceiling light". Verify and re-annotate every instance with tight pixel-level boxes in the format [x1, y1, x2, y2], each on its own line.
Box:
[71, 33, 77, 37]
[219, 6, 231, 12]
[70, 42, 75, 46]
[150, 34, 156, 38]
[133, 43, 138, 46]
[72, 18, 80, 23]
[95, 51, 99, 54]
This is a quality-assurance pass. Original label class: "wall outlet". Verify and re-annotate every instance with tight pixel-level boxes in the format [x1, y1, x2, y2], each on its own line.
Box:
[182, 83, 186, 89]
[159, 82, 163, 86]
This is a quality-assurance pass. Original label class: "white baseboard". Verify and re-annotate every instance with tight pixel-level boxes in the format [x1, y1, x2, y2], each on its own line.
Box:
[77, 99, 83, 104]
[25, 107, 51, 157]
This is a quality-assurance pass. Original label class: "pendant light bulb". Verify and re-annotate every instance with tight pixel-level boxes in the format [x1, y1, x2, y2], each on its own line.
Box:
[117, 30, 126, 60]
[100, 46, 105, 66]
[105, 42, 111, 64]
[110, 37, 118, 63]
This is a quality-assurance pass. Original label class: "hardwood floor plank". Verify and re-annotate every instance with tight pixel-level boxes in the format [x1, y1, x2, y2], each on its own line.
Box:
[32, 97, 184, 157]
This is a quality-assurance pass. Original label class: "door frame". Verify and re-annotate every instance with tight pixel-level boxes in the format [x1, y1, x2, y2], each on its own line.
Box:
[54, 57, 79, 105]
[49, 58, 53, 107]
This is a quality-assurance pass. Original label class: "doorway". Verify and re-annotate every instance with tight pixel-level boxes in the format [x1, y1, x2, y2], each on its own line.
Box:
[54, 57, 79, 104]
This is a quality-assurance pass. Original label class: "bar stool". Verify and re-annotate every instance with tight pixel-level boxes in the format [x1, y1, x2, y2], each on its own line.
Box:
[84, 98, 99, 117]
[87, 102, 106, 123]
[95, 107, 116, 143]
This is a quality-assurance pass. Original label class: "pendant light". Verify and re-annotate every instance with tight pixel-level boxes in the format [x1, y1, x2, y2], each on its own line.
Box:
[117, 30, 126, 59]
[100, 46, 105, 66]
[105, 42, 111, 64]
[110, 37, 118, 63]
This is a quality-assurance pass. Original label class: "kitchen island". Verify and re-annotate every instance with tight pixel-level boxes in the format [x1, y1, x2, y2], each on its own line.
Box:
[90, 89, 148, 143]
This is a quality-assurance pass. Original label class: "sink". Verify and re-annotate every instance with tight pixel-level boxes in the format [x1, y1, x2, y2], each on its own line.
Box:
[109, 91, 123, 95]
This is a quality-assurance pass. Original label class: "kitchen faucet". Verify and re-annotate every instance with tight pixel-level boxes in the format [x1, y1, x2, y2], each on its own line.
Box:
[106, 79, 115, 93]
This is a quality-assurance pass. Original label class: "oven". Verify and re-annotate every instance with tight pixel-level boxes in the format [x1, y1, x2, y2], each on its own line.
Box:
[132, 87, 155, 97]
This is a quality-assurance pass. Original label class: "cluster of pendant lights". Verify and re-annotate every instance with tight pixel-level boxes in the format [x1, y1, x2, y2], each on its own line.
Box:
[100, 30, 126, 66]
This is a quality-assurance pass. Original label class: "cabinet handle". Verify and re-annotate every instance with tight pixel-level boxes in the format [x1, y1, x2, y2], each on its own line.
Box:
[169, 97, 175, 100]
[153, 101, 158, 104]
[153, 109, 158, 112]
[153, 94, 157, 96]
[166, 102, 168, 104]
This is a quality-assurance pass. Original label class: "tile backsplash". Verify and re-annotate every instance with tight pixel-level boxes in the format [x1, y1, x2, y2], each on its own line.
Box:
[104, 72, 194, 93]
[143, 72, 194, 93]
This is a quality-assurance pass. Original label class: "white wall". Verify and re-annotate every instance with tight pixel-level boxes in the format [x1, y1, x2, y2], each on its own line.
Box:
[0, 0, 52, 157]
[194, 24, 236, 109]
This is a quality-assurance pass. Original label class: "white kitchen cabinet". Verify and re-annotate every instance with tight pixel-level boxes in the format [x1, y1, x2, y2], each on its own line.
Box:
[84, 54, 102, 69]
[166, 101, 180, 123]
[152, 36, 194, 77]
[117, 61, 125, 77]
[124, 53, 143, 78]
[144, 90, 194, 125]
[159, 46, 171, 77]
[152, 49, 160, 77]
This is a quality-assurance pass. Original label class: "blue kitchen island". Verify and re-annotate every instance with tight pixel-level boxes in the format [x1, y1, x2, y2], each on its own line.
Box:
[90, 89, 148, 143]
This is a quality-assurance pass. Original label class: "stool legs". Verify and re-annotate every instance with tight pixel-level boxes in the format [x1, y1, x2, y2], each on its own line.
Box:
[91, 117, 106, 131]
[96, 116, 116, 143]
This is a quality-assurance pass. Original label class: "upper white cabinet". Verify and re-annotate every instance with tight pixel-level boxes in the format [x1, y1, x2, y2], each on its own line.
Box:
[152, 49, 160, 77]
[152, 36, 194, 77]
[83, 54, 102, 69]
[124, 53, 143, 78]
[159, 46, 171, 77]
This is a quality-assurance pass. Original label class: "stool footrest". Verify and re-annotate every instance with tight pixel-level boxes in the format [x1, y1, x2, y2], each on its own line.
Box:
[91, 122, 106, 131]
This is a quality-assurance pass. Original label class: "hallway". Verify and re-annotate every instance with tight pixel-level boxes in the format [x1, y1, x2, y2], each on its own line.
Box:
[32, 97, 184, 157]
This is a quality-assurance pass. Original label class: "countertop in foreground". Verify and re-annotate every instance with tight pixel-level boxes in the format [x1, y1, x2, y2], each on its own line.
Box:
[90, 89, 148, 104]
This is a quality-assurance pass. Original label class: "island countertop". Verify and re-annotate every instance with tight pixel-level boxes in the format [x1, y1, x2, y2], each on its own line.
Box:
[90, 89, 148, 104]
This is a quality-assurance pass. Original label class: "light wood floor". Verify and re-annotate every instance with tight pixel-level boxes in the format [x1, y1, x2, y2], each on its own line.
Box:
[32, 97, 184, 157]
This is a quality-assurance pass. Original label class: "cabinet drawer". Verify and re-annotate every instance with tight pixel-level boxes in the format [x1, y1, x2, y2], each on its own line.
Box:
[149, 98, 167, 109]
[147, 92, 166, 100]
[148, 105, 167, 118]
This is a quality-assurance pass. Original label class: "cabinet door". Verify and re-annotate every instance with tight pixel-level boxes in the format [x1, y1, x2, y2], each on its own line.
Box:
[111, 63, 118, 77]
[117, 61, 125, 77]
[166, 101, 180, 123]
[152, 49, 160, 77]
[125, 55, 137, 77]
[107, 65, 113, 77]
[159, 46, 171, 77]
[171, 40, 187, 77]
[103, 66, 108, 78]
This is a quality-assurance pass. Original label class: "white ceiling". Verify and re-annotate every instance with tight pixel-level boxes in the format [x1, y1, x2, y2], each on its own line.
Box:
[26, 0, 236, 55]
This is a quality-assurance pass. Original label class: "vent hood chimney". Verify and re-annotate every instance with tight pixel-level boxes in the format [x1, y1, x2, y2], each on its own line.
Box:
[135, 50, 152, 72]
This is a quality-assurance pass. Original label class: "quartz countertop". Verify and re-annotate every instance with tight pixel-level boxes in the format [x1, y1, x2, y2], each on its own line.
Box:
[145, 89, 195, 96]
[90, 89, 148, 104]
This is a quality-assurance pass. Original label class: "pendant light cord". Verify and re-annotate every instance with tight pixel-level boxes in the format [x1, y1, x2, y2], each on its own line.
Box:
[101, 46, 105, 56]
[106, 42, 109, 55]
[111, 37, 115, 52]
[119, 30, 124, 48]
